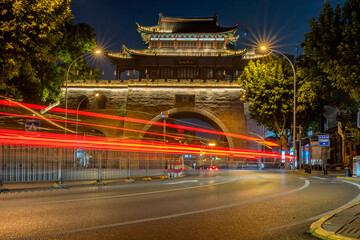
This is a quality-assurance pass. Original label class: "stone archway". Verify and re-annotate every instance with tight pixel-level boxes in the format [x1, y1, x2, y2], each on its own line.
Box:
[96, 94, 108, 109]
[77, 95, 90, 110]
[140, 107, 234, 149]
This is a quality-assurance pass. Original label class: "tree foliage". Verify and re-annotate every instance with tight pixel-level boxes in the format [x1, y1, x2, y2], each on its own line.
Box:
[0, 0, 99, 104]
[328, 0, 360, 100]
[298, 0, 360, 125]
[57, 22, 100, 82]
[239, 56, 294, 153]
[0, 0, 72, 102]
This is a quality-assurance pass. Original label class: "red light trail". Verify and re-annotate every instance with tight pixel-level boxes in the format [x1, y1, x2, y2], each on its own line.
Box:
[0, 129, 292, 160]
[0, 111, 183, 140]
[0, 99, 279, 147]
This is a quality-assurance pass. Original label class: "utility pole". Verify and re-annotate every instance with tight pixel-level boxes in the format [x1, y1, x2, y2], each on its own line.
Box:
[298, 125, 302, 170]
[161, 111, 169, 176]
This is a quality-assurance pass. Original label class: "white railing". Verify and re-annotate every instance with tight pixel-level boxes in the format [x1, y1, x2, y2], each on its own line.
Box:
[0, 144, 183, 183]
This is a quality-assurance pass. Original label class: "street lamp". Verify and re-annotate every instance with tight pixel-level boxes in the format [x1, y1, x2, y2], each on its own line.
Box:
[161, 111, 169, 142]
[76, 93, 99, 134]
[209, 142, 216, 166]
[161, 111, 169, 177]
[260, 45, 297, 170]
[64, 49, 102, 134]
[248, 131, 271, 170]
[57, 49, 101, 187]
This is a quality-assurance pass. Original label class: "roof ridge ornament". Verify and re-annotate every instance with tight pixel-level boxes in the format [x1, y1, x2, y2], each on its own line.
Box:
[158, 12, 163, 26]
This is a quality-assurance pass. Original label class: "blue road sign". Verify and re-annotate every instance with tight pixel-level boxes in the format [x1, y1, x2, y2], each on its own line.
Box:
[25, 120, 40, 132]
[318, 135, 330, 146]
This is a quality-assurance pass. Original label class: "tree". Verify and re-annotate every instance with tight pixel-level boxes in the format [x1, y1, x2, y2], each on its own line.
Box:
[0, 0, 99, 104]
[299, 0, 360, 126]
[296, 54, 355, 131]
[57, 22, 100, 82]
[239, 56, 294, 155]
[0, 0, 72, 102]
[327, 0, 360, 100]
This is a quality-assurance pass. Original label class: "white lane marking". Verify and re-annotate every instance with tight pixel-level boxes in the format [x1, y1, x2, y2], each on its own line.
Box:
[12, 180, 310, 240]
[166, 180, 198, 185]
[265, 180, 360, 231]
[1, 178, 237, 208]
[312, 176, 328, 180]
[311, 181, 342, 184]
[299, 177, 307, 180]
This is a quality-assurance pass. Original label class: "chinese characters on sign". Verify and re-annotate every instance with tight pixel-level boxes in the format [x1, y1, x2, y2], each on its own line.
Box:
[318, 135, 330, 146]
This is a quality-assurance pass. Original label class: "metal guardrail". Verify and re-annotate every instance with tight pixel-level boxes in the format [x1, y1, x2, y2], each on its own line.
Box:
[0, 144, 171, 183]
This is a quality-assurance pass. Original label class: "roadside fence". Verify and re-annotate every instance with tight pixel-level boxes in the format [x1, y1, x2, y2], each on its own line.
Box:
[0, 144, 182, 183]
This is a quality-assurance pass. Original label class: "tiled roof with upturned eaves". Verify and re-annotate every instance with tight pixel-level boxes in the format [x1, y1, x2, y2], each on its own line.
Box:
[105, 45, 247, 59]
[136, 14, 239, 44]
[136, 14, 238, 34]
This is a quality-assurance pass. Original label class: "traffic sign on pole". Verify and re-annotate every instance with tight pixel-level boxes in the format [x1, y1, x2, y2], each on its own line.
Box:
[25, 120, 40, 132]
[318, 135, 330, 146]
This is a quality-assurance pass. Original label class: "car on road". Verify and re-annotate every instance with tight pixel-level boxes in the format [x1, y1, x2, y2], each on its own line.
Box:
[207, 165, 219, 171]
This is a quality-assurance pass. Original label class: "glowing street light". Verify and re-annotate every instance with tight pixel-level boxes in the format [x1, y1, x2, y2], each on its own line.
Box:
[64, 49, 102, 134]
[59, 49, 102, 187]
[260, 45, 297, 170]
[208, 142, 216, 166]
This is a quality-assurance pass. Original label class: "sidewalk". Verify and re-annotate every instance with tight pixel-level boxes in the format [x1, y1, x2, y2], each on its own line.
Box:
[292, 168, 346, 177]
[0, 176, 169, 193]
[0, 179, 122, 193]
[310, 176, 360, 239]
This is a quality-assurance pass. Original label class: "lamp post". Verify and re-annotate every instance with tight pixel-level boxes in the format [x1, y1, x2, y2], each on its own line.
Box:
[209, 142, 216, 167]
[161, 111, 169, 176]
[260, 46, 297, 170]
[57, 49, 101, 187]
[76, 93, 99, 134]
[248, 130, 271, 170]
[65, 50, 101, 134]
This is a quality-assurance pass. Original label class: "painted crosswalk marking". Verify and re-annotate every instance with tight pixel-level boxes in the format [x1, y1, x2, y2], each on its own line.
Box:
[312, 176, 328, 180]
[166, 180, 198, 185]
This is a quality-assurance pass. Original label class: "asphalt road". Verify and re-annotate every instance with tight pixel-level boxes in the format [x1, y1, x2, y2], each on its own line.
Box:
[1, 170, 359, 240]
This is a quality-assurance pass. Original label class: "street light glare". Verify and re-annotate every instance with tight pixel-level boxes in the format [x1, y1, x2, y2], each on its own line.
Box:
[260, 46, 267, 51]
[95, 50, 102, 54]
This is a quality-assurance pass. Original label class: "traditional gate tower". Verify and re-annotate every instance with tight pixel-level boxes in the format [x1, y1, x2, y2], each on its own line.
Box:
[64, 14, 264, 150]
[106, 13, 250, 81]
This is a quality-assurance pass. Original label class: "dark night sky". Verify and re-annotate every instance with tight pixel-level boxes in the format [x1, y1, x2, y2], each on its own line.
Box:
[70, 0, 343, 79]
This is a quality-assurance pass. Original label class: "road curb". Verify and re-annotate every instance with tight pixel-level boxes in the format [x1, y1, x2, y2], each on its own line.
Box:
[142, 177, 152, 181]
[0, 183, 9, 193]
[337, 177, 360, 182]
[310, 202, 360, 240]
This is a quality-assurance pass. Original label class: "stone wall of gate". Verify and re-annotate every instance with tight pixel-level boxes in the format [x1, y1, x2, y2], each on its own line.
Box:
[60, 79, 253, 150]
